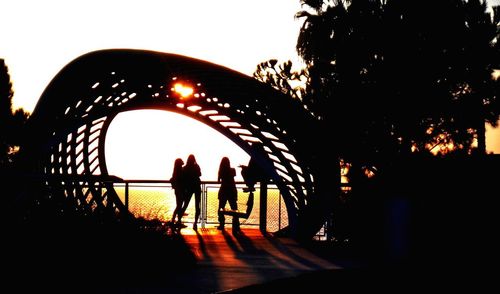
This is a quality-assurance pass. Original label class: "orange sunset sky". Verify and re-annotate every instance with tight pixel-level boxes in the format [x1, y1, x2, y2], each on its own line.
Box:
[1, 1, 499, 180]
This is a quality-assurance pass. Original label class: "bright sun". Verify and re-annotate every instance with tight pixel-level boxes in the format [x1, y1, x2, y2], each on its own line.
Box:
[104, 109, 250, 181]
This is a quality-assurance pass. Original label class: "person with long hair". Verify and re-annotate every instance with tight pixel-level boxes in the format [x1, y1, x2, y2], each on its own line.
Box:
[180, 154, 202, 230]
[170, 158, 185, 226]
[217, 157, 240, 233]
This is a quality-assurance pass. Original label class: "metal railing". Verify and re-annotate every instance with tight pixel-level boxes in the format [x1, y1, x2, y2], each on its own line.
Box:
[113, 180, 287, 233]
[39, 174, 330, 237]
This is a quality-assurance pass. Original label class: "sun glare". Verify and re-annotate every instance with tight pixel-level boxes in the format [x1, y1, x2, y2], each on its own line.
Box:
[492, 69, 500, 80]
[104, 110, 250, 181]
[173, 82, 194, 99]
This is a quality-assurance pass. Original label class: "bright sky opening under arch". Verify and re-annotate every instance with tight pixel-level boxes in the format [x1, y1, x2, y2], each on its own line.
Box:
[105, 110, 250, 181]
[1, 0, 499, 178]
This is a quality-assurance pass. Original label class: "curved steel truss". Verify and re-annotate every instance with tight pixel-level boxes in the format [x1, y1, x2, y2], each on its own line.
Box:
[25, 49, 337, 238]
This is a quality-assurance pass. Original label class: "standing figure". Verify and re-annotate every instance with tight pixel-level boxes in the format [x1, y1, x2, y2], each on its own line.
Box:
[170, 158, 185, 226]
[180, 154, 202, 230]
[240, 142, 267, 192]
[217, 157, 240, 233]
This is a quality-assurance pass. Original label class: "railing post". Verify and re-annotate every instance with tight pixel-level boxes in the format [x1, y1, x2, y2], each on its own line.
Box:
[125, 181, 129, 209]
[97, 182, 103, 205]
[278, 192, 281, 231]
[201, 183, 207, 228]
[259, 181, 268, 233]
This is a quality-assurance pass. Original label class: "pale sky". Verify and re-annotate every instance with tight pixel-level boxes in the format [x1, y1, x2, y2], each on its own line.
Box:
[0, 0, 302, 112]
[0, 0, 498, 180]
[0, 0, 303, 179]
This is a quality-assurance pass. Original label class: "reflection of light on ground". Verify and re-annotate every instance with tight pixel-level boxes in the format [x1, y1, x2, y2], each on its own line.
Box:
[177, 227, 340, 291]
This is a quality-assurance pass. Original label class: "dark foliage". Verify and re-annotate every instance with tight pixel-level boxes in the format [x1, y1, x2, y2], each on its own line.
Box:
[0, 58, 29, 168]
[3, 179, 196, 289]
[256, 0, 500, 170]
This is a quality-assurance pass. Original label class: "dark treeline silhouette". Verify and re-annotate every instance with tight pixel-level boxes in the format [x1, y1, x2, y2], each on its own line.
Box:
[256, 0, 500, 166]
[0, 59, 29, 170]
[255, 0, 500, 270]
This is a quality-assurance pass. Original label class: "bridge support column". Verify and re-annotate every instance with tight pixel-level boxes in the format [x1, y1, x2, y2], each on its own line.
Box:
[259, 181, 268, 233]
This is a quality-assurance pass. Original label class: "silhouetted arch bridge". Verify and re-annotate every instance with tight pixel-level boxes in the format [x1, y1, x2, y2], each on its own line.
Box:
[23, 49, 338, 240]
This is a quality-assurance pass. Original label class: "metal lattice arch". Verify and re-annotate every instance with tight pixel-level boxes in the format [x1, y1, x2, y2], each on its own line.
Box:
[25, 49, 337, 239]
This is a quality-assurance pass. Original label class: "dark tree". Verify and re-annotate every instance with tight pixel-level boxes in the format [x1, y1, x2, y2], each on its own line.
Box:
[254, 59, 308, 104]
[297, 0, 396, 168]
[0, 59, 14, 166]
[0, 59, 29, 168]
[459, 0, 500, 153]
[257, 0, 500, 169]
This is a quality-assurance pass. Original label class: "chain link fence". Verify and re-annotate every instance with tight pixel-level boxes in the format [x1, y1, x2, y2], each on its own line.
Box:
[114, 181, 287, 233]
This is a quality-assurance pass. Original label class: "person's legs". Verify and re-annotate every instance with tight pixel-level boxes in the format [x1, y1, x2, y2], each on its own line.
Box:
[172, 190, 183, 223]
[193, 188, 201, 230]
[217, 198, 227, 229]
[228, 197, 240, 233]
[180, 191, 193, 221]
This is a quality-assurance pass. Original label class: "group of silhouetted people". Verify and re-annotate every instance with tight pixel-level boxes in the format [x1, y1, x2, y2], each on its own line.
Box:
[170, 154, 202, 230]
[169, 144, 267, 234]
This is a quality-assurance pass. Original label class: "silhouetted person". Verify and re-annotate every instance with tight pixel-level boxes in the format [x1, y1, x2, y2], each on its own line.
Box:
[217, 157, 240, 233]
[180, 154, 202, 230]
[240, 143, 267, 192]
[170, 158, 185, 227]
